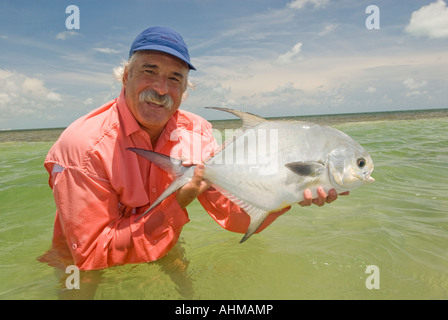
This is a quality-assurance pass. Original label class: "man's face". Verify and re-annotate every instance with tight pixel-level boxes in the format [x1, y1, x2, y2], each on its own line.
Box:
[123, 51, 188, 136]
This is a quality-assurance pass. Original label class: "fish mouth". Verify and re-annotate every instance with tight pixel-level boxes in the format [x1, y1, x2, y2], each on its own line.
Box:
[364, 170, 375, 183]
[366, 175, 375, 183]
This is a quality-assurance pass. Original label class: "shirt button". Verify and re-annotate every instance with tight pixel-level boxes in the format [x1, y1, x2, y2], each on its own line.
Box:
[152, 188, 156, 193]
[72, 244, 77, 250]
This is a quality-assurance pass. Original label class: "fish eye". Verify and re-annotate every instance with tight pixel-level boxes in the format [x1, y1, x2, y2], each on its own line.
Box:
[357, 157, 366, 168]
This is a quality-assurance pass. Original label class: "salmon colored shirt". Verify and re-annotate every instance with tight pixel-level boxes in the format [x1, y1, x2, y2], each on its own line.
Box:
[43, 88, 287, 270]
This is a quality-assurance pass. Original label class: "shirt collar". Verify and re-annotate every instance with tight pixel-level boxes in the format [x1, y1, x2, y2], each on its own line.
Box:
[117, 88, 142, 137]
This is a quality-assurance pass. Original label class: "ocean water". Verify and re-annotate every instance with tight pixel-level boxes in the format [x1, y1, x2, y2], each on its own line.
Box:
[0, 109, 447, 300]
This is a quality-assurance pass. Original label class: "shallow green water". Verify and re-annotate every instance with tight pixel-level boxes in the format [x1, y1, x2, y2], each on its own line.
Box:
[1, 111, 447, 299]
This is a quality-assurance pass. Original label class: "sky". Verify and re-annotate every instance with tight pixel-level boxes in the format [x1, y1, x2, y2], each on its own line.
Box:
[0, 0, 447, 130]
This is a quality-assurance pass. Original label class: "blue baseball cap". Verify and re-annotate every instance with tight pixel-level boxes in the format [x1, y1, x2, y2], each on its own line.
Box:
[129, 26, 196, 70]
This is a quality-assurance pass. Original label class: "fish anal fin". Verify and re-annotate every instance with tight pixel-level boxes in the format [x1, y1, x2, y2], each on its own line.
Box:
[285, 161, 326, 177]
[211, 184, 270, 243]
[240, 209, 270, 243]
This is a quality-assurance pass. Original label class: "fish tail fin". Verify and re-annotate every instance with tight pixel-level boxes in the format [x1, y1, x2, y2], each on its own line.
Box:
[239, 209, 270, 243]
[127, 148, 186, 176]
[127, 148, 194, 220]
[137, 174, 193, 221]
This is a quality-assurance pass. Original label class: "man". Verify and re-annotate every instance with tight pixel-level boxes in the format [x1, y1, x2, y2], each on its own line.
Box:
[43, 27, 343, 271]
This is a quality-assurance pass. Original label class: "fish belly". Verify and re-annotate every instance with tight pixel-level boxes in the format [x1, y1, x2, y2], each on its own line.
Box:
[204, 164, 306, 212]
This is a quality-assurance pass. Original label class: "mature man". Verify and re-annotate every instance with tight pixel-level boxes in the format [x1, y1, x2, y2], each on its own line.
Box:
[43, 27, 342, 271]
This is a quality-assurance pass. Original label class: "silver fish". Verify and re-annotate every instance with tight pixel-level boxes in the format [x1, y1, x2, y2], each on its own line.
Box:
[128, 107, 375, 243]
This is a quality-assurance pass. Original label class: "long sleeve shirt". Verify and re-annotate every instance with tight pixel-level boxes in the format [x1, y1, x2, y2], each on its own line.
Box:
[43, 88, 287, 270]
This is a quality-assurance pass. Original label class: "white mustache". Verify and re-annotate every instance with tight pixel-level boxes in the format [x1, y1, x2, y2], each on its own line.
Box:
[139, 90, 174, 110]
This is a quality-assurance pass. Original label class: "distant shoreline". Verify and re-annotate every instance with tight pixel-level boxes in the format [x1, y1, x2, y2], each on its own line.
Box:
[209, 107, 448, 131]
[1, 107, 447, 143]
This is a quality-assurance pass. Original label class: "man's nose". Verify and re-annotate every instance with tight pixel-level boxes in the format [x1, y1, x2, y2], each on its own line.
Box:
[153, 77, 168, 95]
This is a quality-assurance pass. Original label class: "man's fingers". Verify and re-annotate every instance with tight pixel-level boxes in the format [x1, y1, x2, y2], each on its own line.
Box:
[299, 188, 349, 207]
[176, 164, 209, 209]
[312, 187, 327, 207]
[190, 163, 205, 186]
[299, 189, 313, 207]
[326, 188, 338, 204]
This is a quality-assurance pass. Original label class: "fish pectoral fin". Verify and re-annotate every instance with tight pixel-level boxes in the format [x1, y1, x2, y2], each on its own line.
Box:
[285, 161, 326, 177]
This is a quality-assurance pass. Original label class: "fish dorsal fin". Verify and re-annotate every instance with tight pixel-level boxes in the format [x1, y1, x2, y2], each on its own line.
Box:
[211, 184, 270, 243]
[204, 107, 267, 164]
[206, 107, 266, 130]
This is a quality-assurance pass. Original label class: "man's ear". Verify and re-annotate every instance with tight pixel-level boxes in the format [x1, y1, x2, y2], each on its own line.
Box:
[123, 66, 129, 86]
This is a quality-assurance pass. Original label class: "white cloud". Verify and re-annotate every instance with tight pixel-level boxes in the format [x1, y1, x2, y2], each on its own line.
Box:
[56, 31, 80, 40]
[46, 92, 62, 101]
[0, 92, 11, 106]
[405, 0, 448, 39]
[187, 45, 448, 119]
[21, 78, 49, 97]
[318, 23, 339, 36]
[249, 81, 346, 115]
[93, 47, 120, 54]
[403, 78, 428, 96]
[276, 42, 303, 65]
[287, 0, 330, 10]
[0, 69, 63, 125]
[406, 90, 426, 97]
[83, 98, 94, 105]
[403, 78, 427, 90]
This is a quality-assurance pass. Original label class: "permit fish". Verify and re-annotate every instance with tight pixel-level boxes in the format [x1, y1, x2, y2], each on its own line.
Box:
[128, 107, 374, 243]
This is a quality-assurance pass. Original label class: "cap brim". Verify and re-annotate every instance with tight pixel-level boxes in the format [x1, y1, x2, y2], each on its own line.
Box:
[131, 44, 196, 70]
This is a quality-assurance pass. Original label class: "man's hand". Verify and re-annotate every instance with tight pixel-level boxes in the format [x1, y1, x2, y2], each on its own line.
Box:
[176, 164, 211, 209]
[299, 187, 350, 207]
